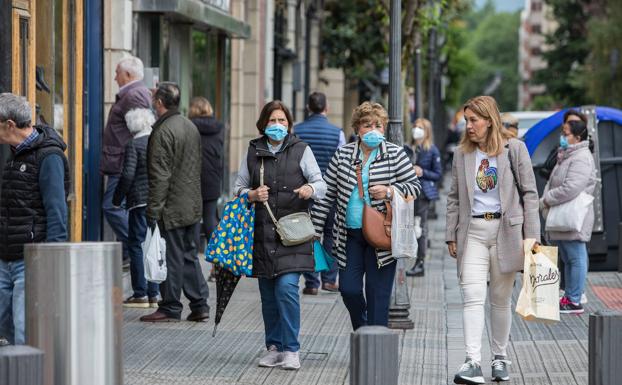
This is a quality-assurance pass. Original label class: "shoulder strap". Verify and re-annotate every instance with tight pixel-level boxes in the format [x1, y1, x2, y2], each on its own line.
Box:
[506, 143, 524, 205]
[260, 159, 280, 227]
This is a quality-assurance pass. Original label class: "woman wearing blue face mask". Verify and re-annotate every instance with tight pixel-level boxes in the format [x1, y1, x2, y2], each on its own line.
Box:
[233, 100, 327, 370]
[541, 119, 596, 315]
[310, 101, 421, 330]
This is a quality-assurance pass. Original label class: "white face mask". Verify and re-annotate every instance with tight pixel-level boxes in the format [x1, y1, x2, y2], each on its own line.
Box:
[412, 127, 425, 140]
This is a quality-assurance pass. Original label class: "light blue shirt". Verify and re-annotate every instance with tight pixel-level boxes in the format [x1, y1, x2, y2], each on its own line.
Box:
[345, 148, 378, 229]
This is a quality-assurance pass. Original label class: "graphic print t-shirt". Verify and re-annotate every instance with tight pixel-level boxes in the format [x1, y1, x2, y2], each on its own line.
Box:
[472, 149, 501, 215]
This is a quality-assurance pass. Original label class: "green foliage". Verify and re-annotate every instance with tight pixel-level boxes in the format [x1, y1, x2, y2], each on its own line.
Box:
[321, 0, 389, 82]
[442, 19, 477, 107]
[534, 0, 591, 106]
[457, 8, 521, 111]
[584, 2, 622, 108]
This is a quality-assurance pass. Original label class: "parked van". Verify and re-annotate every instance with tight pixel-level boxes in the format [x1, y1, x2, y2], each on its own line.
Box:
[503, 111, 556, 138]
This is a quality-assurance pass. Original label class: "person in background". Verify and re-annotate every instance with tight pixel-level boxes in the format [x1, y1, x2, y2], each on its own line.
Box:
[140, 82, 210, 324]
[539, 110, 587, 181]
[500, 113, 519, 138]
[113, 108, 159, 308]
[541, 119, 596, 315]
[0, 93, 69, 345]
[446, 96, 540, 384]
[311, 102, 421, 331]
[404, 118, 442, 277]
[294, 92, 345, 294]
[233, 100, 326, 370]
[101, 56, 152, 266]
[188, 97, 225, 282]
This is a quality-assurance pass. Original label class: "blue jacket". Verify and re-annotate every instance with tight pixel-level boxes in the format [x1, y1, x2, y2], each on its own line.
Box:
[404, 144, 442, 201]
[293, 114, 343, 175]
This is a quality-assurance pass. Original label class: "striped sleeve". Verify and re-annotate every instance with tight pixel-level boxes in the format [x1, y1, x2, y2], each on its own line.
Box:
[311, 149, 341, 236]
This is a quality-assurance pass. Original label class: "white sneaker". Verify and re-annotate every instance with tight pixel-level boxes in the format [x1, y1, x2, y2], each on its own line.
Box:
[281, 351, 301, 370]
[581, 293, 588, 304]
[258, 345, 284, 367]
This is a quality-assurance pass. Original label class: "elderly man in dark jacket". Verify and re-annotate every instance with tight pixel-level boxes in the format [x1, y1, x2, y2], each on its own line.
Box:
[101, 56, 151, 262]
[0, 93, 69, 344]
[140, 82, 210, 323]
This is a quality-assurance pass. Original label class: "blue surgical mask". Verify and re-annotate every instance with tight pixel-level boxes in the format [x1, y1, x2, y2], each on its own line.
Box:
[265, 124, 288, 141]
[559, 135, 569, 149]
[361, 130, 385, 148]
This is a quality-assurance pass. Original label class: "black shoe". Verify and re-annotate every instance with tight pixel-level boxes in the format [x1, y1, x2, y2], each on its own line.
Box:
[0, 336, 9, 346]
[560, 297, 584, 314]
[491, 355, 511, 382]
[406, 261, 424, 277]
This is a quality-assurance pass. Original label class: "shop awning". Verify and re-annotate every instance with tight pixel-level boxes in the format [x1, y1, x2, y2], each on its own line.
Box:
[134, 0, 250, 38]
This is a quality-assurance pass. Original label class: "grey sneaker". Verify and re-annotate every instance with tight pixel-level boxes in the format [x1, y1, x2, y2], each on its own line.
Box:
[491, 355, 511, 382]
[454, 358, 485, 384]
[258, 345, 283, 367]
[281, 351, 301, 370]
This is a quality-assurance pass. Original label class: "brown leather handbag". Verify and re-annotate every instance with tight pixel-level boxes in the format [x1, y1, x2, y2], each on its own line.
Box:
[356, 165, 392, 250]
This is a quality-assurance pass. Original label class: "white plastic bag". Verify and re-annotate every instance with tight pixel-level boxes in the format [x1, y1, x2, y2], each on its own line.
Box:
[142, 224, 167, 283]
[545, 192, 594, 232]
[391, 191, 418, 259]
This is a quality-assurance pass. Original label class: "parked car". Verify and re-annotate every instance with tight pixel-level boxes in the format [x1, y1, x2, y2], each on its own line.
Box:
[503, 111, 556, 138]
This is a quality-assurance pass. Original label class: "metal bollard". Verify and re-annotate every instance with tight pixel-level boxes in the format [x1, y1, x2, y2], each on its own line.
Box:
[350, 326, 399, 385]
[0, 345, 44, 385]
[589, 310, 622, 385]
[24, 242, 123, 385]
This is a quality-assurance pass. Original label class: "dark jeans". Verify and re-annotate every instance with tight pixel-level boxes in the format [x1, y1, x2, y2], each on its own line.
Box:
[415, 197, 430, 260]
[340, 229, 397, 330]
[103, 175, 129, 257]
[158, 223, 210, 319]
[303, 205, 338, 288]
[128, 207, 159, 298]
[201, 199, 219, 249]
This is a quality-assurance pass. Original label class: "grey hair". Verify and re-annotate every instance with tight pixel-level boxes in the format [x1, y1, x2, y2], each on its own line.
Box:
[0, 93, 32, 128]
[125, 108, 155, 136]
[117, 56, 144, 80]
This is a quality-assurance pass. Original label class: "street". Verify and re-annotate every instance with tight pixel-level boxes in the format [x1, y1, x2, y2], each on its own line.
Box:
[122, 180, 622, 385]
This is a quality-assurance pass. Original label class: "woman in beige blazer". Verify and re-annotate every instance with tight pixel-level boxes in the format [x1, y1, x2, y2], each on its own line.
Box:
[446, 96, 540, 385]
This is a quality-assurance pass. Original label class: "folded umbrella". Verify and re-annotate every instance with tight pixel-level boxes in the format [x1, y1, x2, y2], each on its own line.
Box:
[206, 193, 255, 336]
[212, 265, 241, 337]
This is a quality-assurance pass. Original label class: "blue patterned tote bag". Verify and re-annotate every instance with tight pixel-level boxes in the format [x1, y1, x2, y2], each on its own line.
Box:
[206, 193, 254, 276]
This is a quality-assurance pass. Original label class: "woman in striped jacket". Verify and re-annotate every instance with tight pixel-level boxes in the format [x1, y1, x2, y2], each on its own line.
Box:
[311, 102, 421, 330]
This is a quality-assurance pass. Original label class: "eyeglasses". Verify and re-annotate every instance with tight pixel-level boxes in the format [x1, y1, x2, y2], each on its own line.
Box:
[502, 122, 518, 129]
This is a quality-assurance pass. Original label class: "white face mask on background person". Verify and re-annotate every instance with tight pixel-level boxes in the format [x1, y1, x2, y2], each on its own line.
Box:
[412, 126, 425, 141]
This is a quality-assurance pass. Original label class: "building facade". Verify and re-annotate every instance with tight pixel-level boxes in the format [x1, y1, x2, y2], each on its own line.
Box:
[518, 0, 557, 110]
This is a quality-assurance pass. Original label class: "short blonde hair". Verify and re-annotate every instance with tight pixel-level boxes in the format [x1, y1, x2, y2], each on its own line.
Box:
[414, 117, 433, 151]
[460, 96, 508, 155]
[351, 101, 389, 133]
[189, 97, 214, 118]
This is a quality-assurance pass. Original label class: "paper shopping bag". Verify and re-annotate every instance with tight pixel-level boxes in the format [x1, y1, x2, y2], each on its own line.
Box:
[515, 239, 560, 323]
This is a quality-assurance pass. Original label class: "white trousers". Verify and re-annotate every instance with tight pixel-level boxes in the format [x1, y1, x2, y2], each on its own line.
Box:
[460, 218, 515, 363]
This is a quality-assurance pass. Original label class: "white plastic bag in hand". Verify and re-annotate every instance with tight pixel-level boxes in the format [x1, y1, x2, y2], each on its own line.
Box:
[142, 224, 167, 283]
[391, 191, 418, 259]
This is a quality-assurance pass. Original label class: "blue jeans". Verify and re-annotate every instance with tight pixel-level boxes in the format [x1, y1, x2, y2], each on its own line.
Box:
[103, 175, 129, 256]
[258, 273, 301, 352]
[554, 240, 588, 304]
[304, 205, 338, 288]
[128, 207, 159, 298]
[0, 259, 25, 344]
[340, 229, 396, 330]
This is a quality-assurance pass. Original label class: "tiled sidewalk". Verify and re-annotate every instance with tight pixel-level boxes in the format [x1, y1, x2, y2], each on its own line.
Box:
[123, 182, 622, 385]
